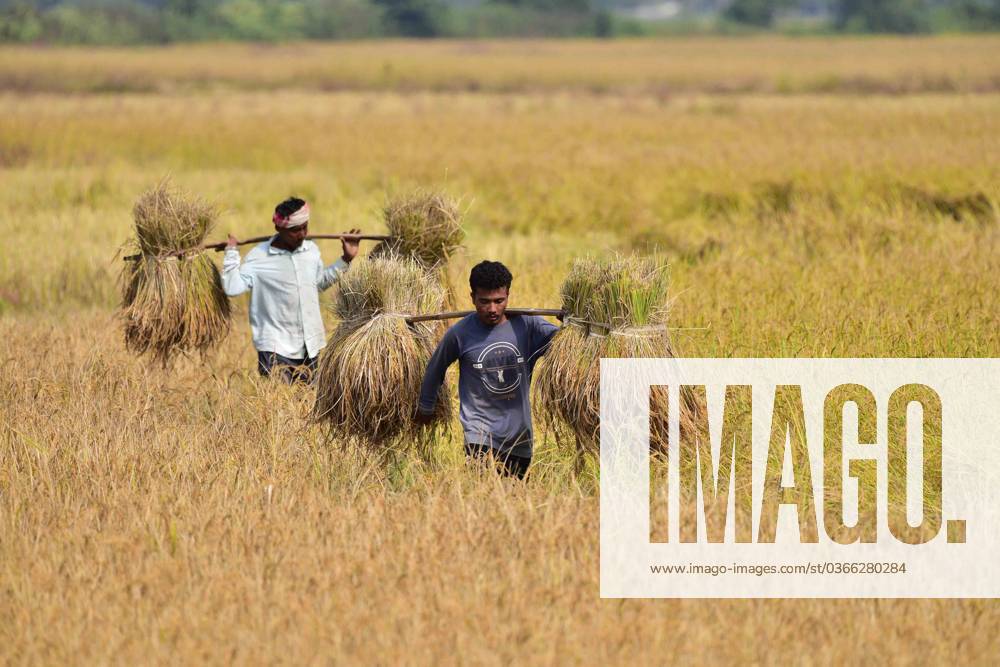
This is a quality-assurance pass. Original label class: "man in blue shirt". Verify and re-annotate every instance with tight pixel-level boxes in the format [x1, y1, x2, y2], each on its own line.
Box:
[416, 261, 560, 478]
[222, 197, 360, 382]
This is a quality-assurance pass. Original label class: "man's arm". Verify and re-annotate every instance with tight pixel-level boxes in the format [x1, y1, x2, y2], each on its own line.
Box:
[415, 329, 460, 422]
[316, 256, 349, 292]
[531, 315, 561, 359]
[221, 234, 252, 297]
[316, 228, 361, 292]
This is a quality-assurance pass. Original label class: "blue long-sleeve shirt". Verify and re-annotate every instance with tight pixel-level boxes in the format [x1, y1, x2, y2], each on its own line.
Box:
[418, 313, 559, 458]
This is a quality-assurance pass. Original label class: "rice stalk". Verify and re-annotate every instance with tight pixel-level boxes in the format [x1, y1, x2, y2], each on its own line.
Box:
[119, 181, 230, 364]
[369, 190, 465, 270]
[313, 256, 451, 458]
[535, 255, 704, 458]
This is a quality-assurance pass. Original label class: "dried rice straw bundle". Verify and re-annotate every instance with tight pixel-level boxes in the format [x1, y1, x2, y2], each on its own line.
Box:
[313, 255, 451, 456]
[535, 255, 704, 458]
[369, 190, 465, 269]
[369, 189, 465, 313]
[119, 181, 230, 363]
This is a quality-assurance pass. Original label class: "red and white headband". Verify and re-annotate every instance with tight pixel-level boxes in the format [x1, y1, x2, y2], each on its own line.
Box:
[273, 202, 310, 229]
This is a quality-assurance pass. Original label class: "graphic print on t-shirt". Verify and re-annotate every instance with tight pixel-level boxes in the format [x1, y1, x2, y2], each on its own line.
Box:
[472, 341, 525, 394]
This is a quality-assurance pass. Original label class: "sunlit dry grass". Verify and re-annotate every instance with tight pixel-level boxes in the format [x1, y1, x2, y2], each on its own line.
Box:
[3, 314, 1000, 664]
[1, 39, 999, 663]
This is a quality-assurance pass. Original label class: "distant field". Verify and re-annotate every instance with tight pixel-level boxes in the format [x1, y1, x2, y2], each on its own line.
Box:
[1, 39, 999, 663]
[3, 36, 1000, 94]
[2, 89, 997, 355]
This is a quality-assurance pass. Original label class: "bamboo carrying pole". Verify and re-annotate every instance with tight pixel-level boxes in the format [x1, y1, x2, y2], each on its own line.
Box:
[403, 309, 704, 332]
[404, 308, 564, 324]
[122, 233, 391, 261]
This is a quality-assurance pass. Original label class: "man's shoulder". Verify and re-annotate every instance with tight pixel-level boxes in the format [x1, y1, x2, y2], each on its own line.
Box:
[508, 312, 551, 329]
[439, 314, 479, 343]
[447, 313, 479, 335]
[527, 313, 559, 330]
[245, 239, 274, 261]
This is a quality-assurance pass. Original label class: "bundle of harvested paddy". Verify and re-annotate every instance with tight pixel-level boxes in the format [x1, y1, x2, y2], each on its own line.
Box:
[369, 190, 465, 270]
[313, 256, 451, 454]
[119, 182, 230, 363]
[535, 255, 703, 458]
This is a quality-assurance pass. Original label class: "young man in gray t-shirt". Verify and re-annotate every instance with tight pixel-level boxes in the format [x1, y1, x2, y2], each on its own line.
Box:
[415, 261, 560, 478]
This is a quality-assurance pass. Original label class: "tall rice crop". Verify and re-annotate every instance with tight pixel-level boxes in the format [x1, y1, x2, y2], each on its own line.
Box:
[313, 255, 451, 456]
[119, 181, 230, 364]
[535, 255, 704, 458]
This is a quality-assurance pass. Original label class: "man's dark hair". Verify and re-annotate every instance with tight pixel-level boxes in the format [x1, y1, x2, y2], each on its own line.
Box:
[275, 197, 306, 219]
[469, 260, 512, 293]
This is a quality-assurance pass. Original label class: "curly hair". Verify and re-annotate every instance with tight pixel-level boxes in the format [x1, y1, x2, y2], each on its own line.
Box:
[275, 197, 306, 219]
[469, 260, 512, 293]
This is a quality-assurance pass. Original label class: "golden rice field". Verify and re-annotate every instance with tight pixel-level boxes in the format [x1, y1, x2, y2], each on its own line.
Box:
[2, 38, 999, 663]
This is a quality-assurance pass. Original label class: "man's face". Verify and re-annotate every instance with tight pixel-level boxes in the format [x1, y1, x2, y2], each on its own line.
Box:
[275, 222, 308, 250]
[472, 286, 508, 327]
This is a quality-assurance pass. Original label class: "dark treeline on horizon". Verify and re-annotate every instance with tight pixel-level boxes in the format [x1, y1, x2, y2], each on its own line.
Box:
[1, 0, 998, 43]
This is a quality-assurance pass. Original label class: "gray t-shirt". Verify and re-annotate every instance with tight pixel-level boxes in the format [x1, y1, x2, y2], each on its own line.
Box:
[418, 313, 560, 458]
